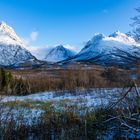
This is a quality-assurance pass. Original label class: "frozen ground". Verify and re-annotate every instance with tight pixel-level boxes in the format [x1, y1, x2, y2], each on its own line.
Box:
[0, 87, 139, 140]
[1, 88, 134, 106]
[0, 88, 139, 126]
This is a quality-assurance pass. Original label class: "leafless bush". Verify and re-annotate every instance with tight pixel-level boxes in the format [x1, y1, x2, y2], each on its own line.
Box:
[103, 82, 140, 138]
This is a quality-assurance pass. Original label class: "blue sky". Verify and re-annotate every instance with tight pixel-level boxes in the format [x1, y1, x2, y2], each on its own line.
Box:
[0, 0, 140, 50]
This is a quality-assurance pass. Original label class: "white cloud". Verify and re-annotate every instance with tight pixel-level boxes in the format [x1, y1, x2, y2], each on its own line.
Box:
[25, 44, 79, 60]
[27, 45, 51, 60]
[21, 31, 39, 46]
[64, 44, 75, 50]
[30, 31, 38, 41]
[63, 44, 78, 52]
[21, 32, 79, 59]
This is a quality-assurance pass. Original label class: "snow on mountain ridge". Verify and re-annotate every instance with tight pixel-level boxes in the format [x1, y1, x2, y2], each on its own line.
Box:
[0, 22, 139, 67]
[108, 30, 136, 45]
[69, 31, 140, 67]
[45, 45, 76, 62]
[0, 21, 24, 46]
[0, 22, 35, 66]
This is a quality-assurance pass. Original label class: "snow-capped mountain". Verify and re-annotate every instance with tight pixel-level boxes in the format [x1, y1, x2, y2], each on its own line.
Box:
[44, 45, 76, 62]
[0, 22, 35, 66]
[67, 31, 140, 67]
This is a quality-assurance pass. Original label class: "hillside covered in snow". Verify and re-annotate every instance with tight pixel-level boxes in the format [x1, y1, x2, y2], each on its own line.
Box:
[44, 45, 76, 62]
[0, 22, 35, 66]
[67, 31, 140, 67]
[0, 22, 140, 68]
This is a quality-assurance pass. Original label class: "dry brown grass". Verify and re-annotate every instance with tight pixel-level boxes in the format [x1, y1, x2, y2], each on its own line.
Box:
[8, 66, 136, 94]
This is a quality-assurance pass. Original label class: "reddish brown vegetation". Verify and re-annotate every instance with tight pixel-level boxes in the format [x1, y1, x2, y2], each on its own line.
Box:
[9, 66, 137, 94]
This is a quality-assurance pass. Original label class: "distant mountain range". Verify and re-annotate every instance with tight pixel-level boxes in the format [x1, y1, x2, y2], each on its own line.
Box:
[62, 31, 140, 68]
[0, 22, 140, 68]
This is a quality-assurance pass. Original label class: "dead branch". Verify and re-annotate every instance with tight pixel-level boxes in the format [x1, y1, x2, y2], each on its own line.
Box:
[108, 86, 133, 109]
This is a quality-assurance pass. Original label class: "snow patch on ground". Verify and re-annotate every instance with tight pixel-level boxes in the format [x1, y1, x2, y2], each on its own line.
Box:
[0, 88, 138, 126]
[0, 88, 132, 107]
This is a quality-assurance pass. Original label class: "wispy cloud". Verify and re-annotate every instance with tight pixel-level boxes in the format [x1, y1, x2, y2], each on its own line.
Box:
[64, 44, 78, 52]
[30, 31, 38, 41]
[24, 44, 78, 60]
[21, 33, 79, 60]
[26, 45, 51, 60]
[21, 31, 39, 46]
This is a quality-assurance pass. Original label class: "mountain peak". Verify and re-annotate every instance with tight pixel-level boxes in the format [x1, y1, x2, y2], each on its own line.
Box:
[0, 21, 24, 46]
[109, 30, 136, 44]
[109, 30, 127, 38]
[45, 45, 75, 62]
[0, 21, 6, 26]
[0, 22, 34, 66]
[0, 21, 7, 26]
[55, 45, 65, 50]
[0, 21, 14, 33]
[85, 33, 105, 47]
[92, 33, 105, 40]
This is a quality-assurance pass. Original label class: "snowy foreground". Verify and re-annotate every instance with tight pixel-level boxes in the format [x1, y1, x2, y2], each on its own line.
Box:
[1, 88, 126, 106]
[0, 88, 139, 139]
[0, 88, 137, 125]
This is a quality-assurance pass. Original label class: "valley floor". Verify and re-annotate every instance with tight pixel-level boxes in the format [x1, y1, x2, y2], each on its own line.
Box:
[0, 67, 139, 140]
